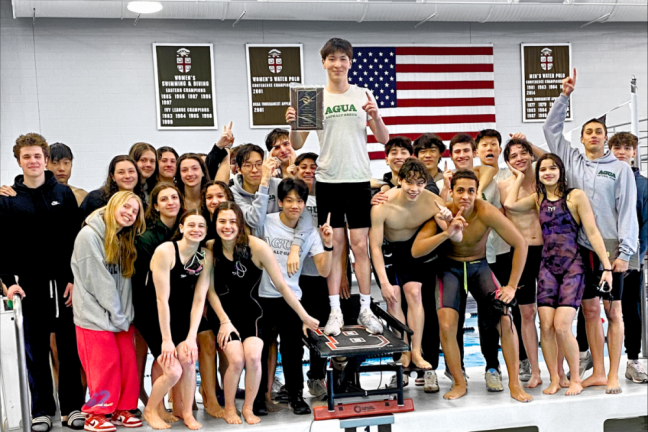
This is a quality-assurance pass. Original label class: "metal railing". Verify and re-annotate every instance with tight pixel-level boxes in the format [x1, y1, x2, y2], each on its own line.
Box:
[3, 296, 31, 432]
[13, 297, 30, 432]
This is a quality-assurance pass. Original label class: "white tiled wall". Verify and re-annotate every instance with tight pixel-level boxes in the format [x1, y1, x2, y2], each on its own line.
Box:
[1, 0, 646, 190]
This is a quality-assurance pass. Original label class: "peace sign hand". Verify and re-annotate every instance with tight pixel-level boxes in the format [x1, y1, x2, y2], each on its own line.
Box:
[562, 68, 577, 97]
[319, 213, 333, 248]
[216, 121, 235, 148]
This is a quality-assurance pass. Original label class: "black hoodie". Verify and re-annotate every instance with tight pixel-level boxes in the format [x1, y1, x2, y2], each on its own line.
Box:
[0, 171, 80, 314]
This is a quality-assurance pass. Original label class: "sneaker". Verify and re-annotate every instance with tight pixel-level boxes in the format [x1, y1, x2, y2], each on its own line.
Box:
[63, 411, 86, 430]
[127, 409, 141, 418]
[324, 309, 344, 336]
[271, 375, 284, 397]
[519, 359, 532, 382]
[288, 393, 311, 415]
[567, 350, 593, 380]
[112, 411, 142, 428]
[84, 415, 116, 432]
[443, 369, 468, 384]
[385, 373, 409, 389]
[485, 368, 504, 392]
[423, 370, 440, 393]
[32, 416, 52, 432]
[358, 309, 383, 335]
[307, 378, 327, 398]
[625, 360, 648, 384]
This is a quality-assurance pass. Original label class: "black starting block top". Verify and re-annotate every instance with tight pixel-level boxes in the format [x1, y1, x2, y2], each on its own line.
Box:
[307, 325, 410, 358]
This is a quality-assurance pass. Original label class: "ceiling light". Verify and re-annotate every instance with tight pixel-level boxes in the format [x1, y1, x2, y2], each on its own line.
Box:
[127, 1, 163, 14]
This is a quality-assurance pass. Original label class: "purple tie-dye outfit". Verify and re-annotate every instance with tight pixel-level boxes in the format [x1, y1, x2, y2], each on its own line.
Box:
[537, 190, 586, 309]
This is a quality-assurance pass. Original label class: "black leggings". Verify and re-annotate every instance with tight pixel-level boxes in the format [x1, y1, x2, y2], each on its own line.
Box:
[300, 275, 331, 380]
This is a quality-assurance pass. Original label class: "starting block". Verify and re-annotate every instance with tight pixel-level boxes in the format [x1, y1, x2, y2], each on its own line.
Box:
[305, 302, 415, 418]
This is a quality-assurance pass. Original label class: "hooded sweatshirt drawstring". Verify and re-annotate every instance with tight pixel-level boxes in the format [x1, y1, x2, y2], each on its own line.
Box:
[50, 280, 60, 318]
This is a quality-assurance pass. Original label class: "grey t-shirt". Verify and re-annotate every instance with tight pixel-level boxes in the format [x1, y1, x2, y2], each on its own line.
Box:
[258, 212, 324, 300]
[315, 85, 377, 183]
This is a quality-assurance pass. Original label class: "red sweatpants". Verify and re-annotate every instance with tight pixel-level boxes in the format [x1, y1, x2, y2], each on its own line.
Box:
[76, 325, 139, 415]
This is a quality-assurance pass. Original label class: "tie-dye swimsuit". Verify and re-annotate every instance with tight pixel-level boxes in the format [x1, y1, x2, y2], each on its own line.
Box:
[537, 190, 586, 309]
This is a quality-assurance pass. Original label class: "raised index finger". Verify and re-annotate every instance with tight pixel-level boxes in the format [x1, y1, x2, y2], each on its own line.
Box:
[572, 68, 577, 84]
[366, 91, 372, 101]
[456, 206, 464, 217]
[326, 212, 331, 226]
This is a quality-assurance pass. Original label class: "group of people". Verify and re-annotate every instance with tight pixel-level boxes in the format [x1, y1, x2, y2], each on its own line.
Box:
[0, 37, 646, 432]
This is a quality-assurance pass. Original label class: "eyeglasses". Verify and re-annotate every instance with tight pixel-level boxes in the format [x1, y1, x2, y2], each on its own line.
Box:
[241, 161, 263, 170]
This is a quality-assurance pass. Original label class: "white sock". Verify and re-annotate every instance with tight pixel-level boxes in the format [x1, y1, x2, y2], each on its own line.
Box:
[579, 351, 589, 359]
[628, 359, 637, 365]
[329, 295, 341, 311]
[360, 294, 372, 311]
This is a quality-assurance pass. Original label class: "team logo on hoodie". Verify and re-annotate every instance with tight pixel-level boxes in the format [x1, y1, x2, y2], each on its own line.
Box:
[597, 170, 617, 181]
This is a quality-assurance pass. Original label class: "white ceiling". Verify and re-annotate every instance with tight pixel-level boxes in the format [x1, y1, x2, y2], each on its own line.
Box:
[11, 0, 648, 22]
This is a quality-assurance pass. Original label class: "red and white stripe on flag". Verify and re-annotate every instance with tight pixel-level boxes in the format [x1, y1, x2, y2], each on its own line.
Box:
[347, 46, 496, 160]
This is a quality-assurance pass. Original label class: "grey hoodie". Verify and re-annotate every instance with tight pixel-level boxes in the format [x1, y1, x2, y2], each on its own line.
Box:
[544, 94, 638, 261]
[231, 174, 312, 246]
[71, 211, 134, 332]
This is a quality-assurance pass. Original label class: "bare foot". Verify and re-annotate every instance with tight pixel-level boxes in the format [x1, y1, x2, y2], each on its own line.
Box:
[157, 407, 179, 423]
[525, 374, 543, 389]
[443, 383, 467, 400]
[182, 413, 202, 430]
[411, 354, 433, 370]
[582, 373, 607, 388]
[542, 381, 561, 395]
[144, 408, 171, 430]
[606, 377, 622, 394]
[510, 385, 533, 403]
[400, 352, 412, 368]
[198, 387, 224, 418]
[566, 381, 583, 396]
[559, 374, 570, 388]
[223, 407, 242, 425]
[242, 407, 260, 425]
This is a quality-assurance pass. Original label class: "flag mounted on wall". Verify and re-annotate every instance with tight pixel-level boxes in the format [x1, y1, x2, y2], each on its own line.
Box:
[347, 45, 496, 159]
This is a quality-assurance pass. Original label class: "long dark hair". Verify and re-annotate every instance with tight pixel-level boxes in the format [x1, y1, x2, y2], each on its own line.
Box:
[175, 153, 210, 195]
[129, 142, 158, 192]
[99, 155, 145, 202]
[211, 201, 249, 266]
[145, 182, 185, 225]
[535, 153, 568, 201]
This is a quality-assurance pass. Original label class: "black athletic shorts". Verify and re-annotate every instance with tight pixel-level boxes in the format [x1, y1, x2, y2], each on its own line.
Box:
[436, 257, 511, 333]
[382, 229, 436, 287]
[580, 248, 624, 301]
[509, 245, 542, 306]
[315, 181, 372, 229]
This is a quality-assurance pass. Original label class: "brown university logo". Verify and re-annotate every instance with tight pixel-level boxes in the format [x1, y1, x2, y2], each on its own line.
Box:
[540, 48, 553, 71]
[176, 48, 192, 73]
[268, 49, 282, 74]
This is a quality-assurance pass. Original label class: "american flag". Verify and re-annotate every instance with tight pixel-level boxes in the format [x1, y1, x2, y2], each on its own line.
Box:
[347, 46, 496, 159]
